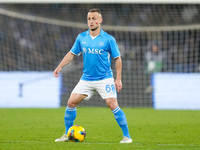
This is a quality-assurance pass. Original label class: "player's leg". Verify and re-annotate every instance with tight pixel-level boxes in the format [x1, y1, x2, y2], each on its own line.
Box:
[65, 93, 87, 133]
[55, 93, 86, 142]
[55, 80, 94, 142]
[65, 79, 94, 134]
[96, 78, 132, 143]
[105, 98, 132, 143]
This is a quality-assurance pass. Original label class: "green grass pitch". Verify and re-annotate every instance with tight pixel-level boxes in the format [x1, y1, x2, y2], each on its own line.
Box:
[0, 107, 200, 150]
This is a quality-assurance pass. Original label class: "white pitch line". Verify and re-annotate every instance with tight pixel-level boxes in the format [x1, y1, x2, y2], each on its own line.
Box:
[157, 143, 200, 147]
[83, 143, 200, 147]
[2, 141, 200, 147]
[1, 141, 46, 143]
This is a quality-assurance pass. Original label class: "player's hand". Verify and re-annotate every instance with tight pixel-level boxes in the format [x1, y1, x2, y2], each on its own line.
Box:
[115, 79, 122, 93]
[53, 67, 61, 78]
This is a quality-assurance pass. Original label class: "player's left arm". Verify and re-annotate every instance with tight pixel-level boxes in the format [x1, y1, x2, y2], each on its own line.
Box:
[115, 56, 122, 93]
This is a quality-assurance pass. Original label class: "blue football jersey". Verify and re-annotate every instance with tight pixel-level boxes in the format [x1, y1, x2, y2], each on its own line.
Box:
[70, 29, 120, 81]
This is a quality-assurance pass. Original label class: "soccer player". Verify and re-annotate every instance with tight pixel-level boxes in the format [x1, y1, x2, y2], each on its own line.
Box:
[53, 8, 132, 144]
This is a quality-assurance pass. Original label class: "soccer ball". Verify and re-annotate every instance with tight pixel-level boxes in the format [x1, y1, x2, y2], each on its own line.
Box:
[67, 125, 86, 142]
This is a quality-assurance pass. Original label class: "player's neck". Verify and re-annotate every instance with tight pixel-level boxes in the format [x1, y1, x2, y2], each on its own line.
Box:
[90, 27, 101, 37]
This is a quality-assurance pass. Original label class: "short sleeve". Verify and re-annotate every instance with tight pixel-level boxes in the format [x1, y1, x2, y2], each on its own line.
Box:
[70, 35, 81, 55]
[109, 37, 121, 58]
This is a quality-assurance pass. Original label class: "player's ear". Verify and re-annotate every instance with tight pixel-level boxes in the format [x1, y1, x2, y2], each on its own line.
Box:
[100, 18, 103, 24]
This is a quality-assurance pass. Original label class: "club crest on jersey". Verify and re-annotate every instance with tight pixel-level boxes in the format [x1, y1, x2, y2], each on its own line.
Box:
[99, 42, 104, 46]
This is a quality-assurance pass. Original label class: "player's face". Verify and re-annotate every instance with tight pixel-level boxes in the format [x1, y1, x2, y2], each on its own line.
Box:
[87, 12, 102, 31]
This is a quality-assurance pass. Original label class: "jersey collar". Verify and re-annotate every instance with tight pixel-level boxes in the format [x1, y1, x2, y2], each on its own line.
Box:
[87, 28, 104, 36]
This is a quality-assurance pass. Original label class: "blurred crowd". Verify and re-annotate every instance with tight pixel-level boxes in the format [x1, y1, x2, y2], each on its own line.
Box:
[0, 4, 200, 73]
[126, 33, 200, 73]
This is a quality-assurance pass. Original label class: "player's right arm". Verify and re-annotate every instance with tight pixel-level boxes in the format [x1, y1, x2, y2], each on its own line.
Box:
[53, 51, 75, 78]
[54, 34, 81, 78]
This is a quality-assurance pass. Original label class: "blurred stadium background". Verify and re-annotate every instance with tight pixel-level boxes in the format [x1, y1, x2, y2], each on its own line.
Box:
[0, 1, 200, 108]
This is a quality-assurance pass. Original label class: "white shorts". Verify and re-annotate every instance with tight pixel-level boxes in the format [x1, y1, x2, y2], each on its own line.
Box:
[72, 78, 117, 100]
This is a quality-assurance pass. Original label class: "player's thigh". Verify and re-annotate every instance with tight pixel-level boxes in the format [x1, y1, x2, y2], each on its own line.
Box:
[96, 78, 117, 99]
[105, 97, 119, 110]
[72, 80, 94, 100]
[68, 93, 87, 107]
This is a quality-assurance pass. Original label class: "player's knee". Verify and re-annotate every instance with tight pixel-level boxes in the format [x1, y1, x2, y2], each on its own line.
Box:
[67, 99, 78, 108]
[106, 98, 118, 110]
[67, 93, 86, 108]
